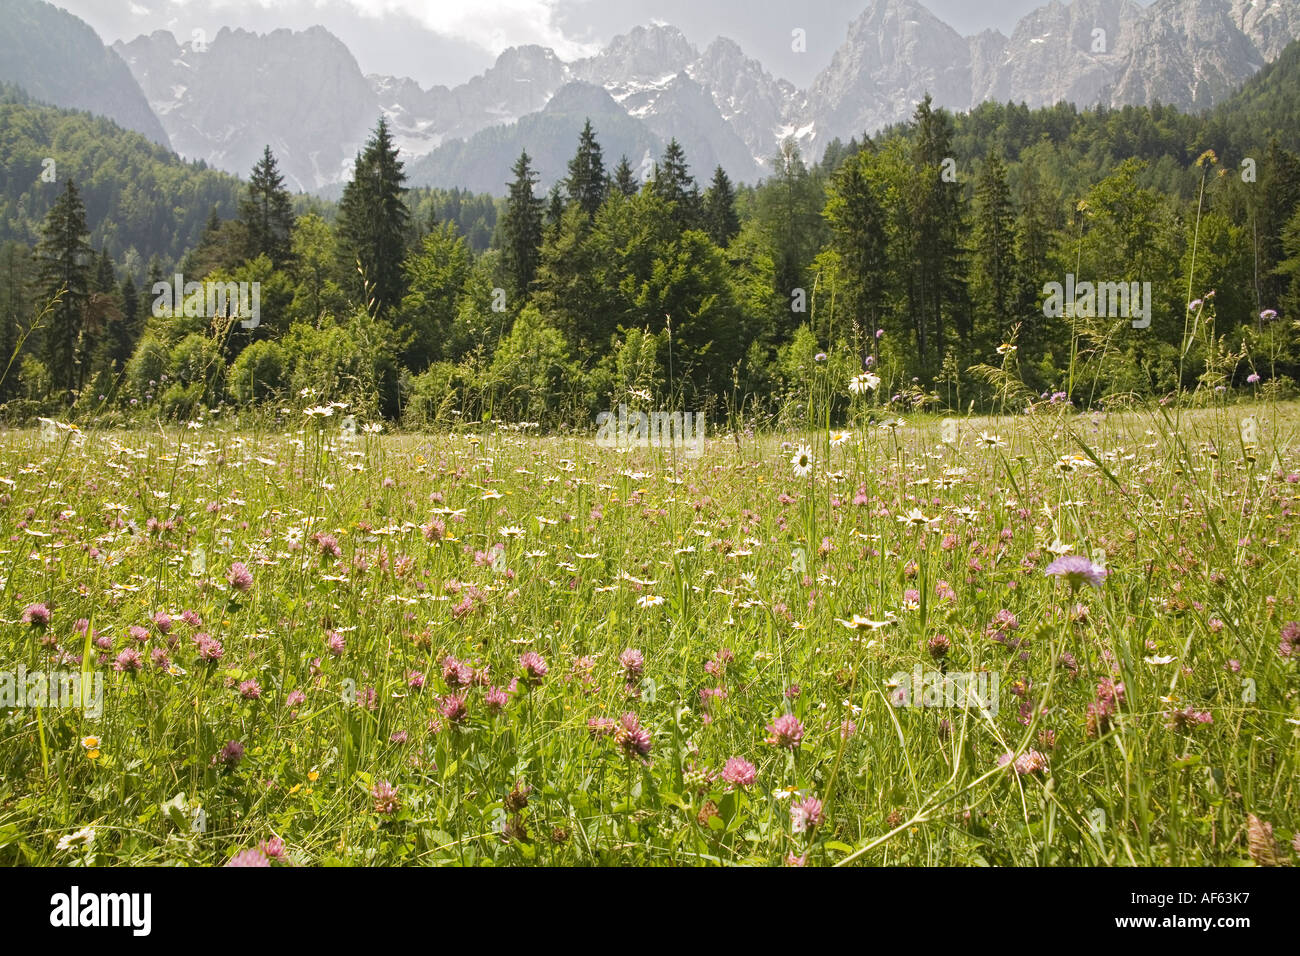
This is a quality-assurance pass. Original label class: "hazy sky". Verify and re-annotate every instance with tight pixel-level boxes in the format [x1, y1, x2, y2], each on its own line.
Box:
[54, 0, 1155, 88]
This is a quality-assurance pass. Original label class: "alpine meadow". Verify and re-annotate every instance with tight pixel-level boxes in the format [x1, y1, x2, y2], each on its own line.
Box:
[0, 0, 1298, 871]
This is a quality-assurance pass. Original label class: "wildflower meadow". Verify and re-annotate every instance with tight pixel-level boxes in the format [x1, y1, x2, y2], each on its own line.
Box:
[2, 394, 1297, 867]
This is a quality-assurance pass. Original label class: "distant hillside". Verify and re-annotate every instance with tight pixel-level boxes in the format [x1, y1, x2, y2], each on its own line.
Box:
[0, 85, 242, 270]
[0, 0, 169, 148]
[1202, 34, 1300, 154]
[406, 83, 662, 194]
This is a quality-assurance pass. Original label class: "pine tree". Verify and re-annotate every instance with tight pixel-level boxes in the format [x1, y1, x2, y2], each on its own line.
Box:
[969, 152, 1017, 350]
[500, 150, 544, 301]
[566, 119, 607, 216]
[35, 178, 93, 399]
[1010, 151, 1056, 356]
[1256, 140, 1300, 313]
[92, 248, 115, 294]
[905, 95, 967, 373]
[755, 139, 825, 306]
[240, 145, 296, 268]
[702, 166, 740, 247]
[653, 139, 702, 231]
[611, 156, 639, 198]
[88, 253, 131, 384]
[825, 148, 889, 358]
[337, 117, 410, 317]
[117, 274, 140, 361]
[0, 241, 32, 401]
[545, 183, 565, 236]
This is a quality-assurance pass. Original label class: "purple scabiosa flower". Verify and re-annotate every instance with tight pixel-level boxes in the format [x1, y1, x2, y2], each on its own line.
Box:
[225, 848, 270, 867]
[113, 648, 144, 673]
[619, 648, 644, 681]
[791, 796, 824, 834]
[1044, 555, 1107, 590]
[766, 713, 805, 750]
[720, 757, 757, 788]
[21, 603, 51, 628]
[212, 740, 244, 768]
[371, 780, 400, 814]
[519, 651, 548, 684]
[615, 712, 652, 759]
[1247, 373, 1261, 384]
[238, 679, 261, 700]
[226, 561, 253, 593]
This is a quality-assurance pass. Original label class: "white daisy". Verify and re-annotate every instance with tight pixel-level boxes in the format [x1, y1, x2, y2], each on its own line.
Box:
[849, 372, 881, 394]
[791, 444, 813, 478]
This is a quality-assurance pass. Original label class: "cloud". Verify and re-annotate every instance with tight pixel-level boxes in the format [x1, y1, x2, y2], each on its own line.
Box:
[327, 0, 599, 57]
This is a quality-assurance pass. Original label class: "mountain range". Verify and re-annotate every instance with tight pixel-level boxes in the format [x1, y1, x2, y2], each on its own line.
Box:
[8, 0, 1300, 194]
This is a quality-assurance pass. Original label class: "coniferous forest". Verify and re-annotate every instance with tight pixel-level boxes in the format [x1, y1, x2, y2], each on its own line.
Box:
[3, 38, 1300, 428]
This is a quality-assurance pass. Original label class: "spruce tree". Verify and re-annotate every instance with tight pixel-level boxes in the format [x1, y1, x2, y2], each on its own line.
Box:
[0, 241, 31, 401]
[906, 95, 967, 372]
[611, 156, 639, 198]
[825, 149, 889, 356]
[240, 145, 296, 267]
[969, 152, 1017, 349]
[702, 166, 740, 246]
[35, 178, 92, 399]
[545, 183, 565, 235]
[565, 119, 607, 216]
[337, 117, 410, 316]
[653, 139, 702, 231]
[500, 150, 544, 301]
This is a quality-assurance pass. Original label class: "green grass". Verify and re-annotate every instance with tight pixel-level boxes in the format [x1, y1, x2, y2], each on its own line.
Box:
[0, 399, 1297, 866]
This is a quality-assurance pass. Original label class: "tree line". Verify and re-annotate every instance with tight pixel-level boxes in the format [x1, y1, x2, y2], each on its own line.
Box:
[5, 55, 1300, 426]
